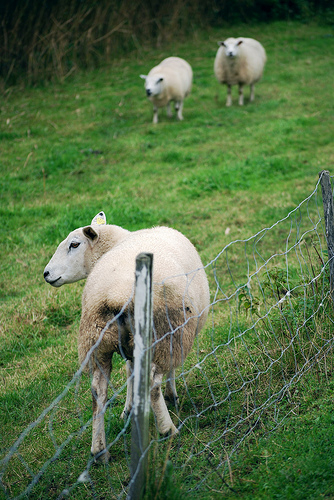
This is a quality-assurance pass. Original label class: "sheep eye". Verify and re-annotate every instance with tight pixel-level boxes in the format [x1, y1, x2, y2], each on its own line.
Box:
[70, 242, 80, 249]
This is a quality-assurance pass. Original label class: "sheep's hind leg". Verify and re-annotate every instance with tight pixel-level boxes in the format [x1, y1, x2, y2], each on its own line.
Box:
[166, 101, 172, 118]
[151, 364, 178, 435]
[91, 361, 112, 463]
[121, 360, 133, 419]
[249, 83, 255, 102]
[164, 368, 179, 406]
[238, 83, 244, 105]
[175, 101, 184, 120]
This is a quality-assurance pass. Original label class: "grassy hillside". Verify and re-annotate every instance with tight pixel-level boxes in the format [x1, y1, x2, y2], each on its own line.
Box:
[1, 21, 334, 499]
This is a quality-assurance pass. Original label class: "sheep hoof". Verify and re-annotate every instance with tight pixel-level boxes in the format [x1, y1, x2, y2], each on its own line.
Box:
[164, 394, 179, 407]
[91, 449, 111, 465]
[160, 425, 179, 438]
[121, 409, 130, 420]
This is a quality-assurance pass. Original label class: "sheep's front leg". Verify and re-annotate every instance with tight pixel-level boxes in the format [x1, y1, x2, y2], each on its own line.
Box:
[91, 362, 111, 463]
[249, 83, 255, 102]
[175, 100, 184, 120]
[121, 360, 133, 419]
[226, 84, 232, 106]
[150, 364, 178, 435]
[164, 368, 179, 405]
[152, 105, 159, 124]
[238, 83, 244, 106]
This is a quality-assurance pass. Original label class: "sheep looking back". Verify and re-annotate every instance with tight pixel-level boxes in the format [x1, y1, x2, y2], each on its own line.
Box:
[44, 212, 210, 463]
[140, 56, 193, 124]
[214, 37, 267, 106]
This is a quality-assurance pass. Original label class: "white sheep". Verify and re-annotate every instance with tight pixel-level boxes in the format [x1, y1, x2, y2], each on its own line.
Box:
[140, 56, 193, 124]
[214, 37, 267, 106]
[44, 212, 210, 463]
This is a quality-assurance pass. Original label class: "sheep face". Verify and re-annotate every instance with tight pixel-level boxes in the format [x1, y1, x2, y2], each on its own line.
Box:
[221, 39, 243, 58]
[44, 226, 98, 287]
[140, 74, 164, 98]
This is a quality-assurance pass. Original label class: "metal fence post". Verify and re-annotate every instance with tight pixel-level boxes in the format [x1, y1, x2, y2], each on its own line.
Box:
[128, 253, 153, 500]
[319, 170, 334, 305]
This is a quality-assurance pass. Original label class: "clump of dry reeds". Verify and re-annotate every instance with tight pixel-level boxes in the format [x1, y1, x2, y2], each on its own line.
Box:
[0, 0, 329, 88]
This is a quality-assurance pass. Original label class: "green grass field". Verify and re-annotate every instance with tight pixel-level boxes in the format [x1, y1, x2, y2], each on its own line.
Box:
[1, 21, 334, 499]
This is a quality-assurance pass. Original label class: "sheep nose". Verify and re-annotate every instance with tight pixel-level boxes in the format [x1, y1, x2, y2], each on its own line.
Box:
[146, 89, 152, 96]
[44, 270, 49, 280]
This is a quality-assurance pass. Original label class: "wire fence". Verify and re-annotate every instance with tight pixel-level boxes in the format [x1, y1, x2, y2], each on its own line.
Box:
[1, 172, 334, 499]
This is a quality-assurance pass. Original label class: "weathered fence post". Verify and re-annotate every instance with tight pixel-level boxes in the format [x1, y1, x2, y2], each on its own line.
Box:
[319, 170, 334, 305]
[128, 253, 153, 500]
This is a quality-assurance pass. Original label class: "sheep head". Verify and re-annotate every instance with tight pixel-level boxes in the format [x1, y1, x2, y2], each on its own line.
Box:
[140, 74, 164, 97]
[43, 212, 106, 287]
[219, 38, 243, 58]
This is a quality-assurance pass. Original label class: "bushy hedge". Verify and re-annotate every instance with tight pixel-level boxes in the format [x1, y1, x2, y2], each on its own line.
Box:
[1, 0, 333, 86]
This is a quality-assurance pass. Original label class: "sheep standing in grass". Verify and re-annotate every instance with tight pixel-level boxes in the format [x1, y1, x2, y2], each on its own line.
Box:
[140, 56, 193, 124]
[44, 212, 210, 463]
[214, 37, 266, 106]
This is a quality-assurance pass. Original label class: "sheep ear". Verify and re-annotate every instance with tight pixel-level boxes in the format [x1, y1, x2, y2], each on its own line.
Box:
[83, 226, 99, 242]
[237, 40, 243, 46]
[91, 211, 106, 226]
[218, 41, 225, 46]
[140, 74, 147, 80]
[157, 77, 163, 83]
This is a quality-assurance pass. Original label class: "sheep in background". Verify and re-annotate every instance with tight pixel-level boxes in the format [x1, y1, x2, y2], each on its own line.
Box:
[214, 37, 267, 106]
[140, 56, 193, 124]
[44, 212, 210, 463]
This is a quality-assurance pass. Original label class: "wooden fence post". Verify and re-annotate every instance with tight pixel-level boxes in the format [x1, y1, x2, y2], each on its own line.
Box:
[319, 170, 334, 304]
[128, 253, 153, 500]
